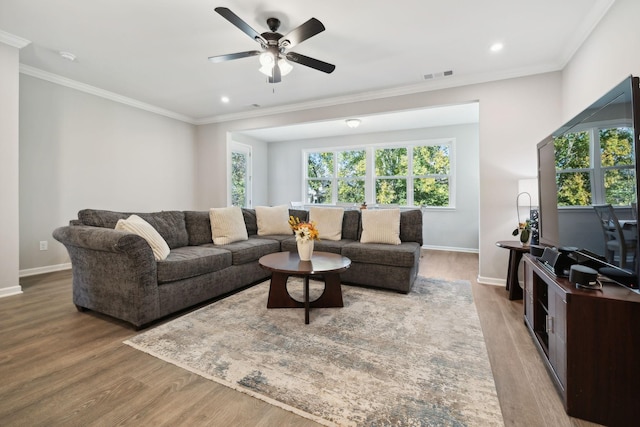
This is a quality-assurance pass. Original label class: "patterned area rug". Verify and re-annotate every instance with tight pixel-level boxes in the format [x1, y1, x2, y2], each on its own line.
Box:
[125, 277, 503, 426]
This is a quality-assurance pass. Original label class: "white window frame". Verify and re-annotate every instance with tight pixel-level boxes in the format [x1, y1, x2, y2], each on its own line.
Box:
[229, 141, 252, 208]
[302, 138, 455, 208]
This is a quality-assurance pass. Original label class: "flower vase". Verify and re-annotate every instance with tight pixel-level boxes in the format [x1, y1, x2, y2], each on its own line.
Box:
[520, 229, 530, 245]
[297, 240, 314, 261]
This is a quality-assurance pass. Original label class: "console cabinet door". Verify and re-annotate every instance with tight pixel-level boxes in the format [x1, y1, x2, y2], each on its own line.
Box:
[524, 262, 534, 327]
[548, 285, 567, 390]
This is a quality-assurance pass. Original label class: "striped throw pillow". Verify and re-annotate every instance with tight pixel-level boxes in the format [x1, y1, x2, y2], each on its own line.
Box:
[360, 209, 401, 245]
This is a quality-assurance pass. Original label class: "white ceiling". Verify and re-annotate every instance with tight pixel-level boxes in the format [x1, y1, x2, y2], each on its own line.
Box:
[0, 0, 614, 135]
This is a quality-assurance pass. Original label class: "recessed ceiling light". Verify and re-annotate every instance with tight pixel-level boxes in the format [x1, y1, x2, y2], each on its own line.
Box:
[221, 96, 230, 103]
[490, 42, 504, 53]
[59, 51, 76, 61]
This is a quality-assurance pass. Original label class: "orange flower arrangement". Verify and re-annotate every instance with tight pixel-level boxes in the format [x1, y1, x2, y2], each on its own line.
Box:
[288, 216, 320, 242]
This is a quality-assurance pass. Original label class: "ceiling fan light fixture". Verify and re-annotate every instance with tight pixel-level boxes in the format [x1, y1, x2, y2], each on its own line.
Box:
[259, 64, 273, 76]
[345, 119, 361, 129]
[259, 54, 293, 77]
[259, 51, 274, 67]
[278, 58, 293, 76]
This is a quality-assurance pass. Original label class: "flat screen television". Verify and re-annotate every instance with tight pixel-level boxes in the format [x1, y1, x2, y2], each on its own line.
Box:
[536, 75, 640, 291]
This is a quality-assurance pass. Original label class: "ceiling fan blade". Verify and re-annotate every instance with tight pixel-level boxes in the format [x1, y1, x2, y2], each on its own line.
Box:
[208, 50, 261, 63]
[269, 61, 282, 83]
[279, 18, 325, 48]
[286, 52, 335, 74]
[215, 7, 266, 45]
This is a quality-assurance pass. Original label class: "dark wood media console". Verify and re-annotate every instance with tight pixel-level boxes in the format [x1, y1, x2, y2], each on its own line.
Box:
[523, 254, 640, 426]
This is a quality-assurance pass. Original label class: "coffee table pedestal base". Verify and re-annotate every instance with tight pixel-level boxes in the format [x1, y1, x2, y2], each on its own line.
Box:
[267, 272, 344, 324]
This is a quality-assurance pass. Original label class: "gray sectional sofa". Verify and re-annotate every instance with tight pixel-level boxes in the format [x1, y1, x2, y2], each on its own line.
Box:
[53, 207, 423, 328]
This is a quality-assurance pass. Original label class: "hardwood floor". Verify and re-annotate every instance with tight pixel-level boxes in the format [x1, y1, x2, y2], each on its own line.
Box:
[0, 251, 600, 426]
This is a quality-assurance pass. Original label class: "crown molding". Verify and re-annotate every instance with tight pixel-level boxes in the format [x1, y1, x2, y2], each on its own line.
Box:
[0, 30, 31, 49]
[18, 61, 561, 128]
[557, 0, 616, 69]
[19, 64, 197, 124]
[194, 63, 562, 125]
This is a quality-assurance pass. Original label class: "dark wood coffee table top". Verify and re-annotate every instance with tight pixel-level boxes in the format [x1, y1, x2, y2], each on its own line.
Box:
[259, 251, 351, 275]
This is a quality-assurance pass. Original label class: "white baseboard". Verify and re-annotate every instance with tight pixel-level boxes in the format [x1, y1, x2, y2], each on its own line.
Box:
[477, 276, 507, 287]
[0, 285, 23, 298]
[422, 245, 479, 254]
[19, 263, 71, 278]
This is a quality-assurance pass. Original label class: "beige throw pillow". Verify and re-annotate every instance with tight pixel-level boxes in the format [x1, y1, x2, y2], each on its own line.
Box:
[209, 206, 248, 245]
[360, 209, 401, 245]
[309, 207, 344, 241]
[256, 205, 292, 235]
[115, 214, 171, 261]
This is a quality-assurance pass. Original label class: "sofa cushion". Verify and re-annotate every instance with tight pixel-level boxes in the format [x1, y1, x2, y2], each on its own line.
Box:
[400, 209, 423, 245]
[220, 236, 280, 265]
[78, 209, 189, 249]
[210, 207, 248, 245]
[309, 207, 344, 241]
[342, 241, 420, 268]
[342, 210, 361, 241]
[242, 209, 258, 236]
[289, 208, 309, 223]
[256, 205, 292, 235]
[281, 237, 355, 255]
[184, 211, 213, 246]
[157, 246, 232, 283]
[360, 209, 401, 245]
[115, 215, 171, 261]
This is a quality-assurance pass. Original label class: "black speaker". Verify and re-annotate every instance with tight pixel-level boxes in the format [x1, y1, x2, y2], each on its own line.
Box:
[569, 265, 599, 289]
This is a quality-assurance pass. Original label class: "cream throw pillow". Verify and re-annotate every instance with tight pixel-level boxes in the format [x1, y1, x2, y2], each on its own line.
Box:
[309, 207, 344, 241]
[115, 214, 171, 261]
[255, 205, 292, 235]
[209, 206, 248, 245]
[360, 209, 401, 245]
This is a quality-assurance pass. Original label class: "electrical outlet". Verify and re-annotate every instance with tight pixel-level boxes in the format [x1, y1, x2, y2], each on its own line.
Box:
[39, 240, 48, 251]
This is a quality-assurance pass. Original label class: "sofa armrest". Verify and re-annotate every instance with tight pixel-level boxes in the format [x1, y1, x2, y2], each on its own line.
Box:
[52, 225, 159, 328]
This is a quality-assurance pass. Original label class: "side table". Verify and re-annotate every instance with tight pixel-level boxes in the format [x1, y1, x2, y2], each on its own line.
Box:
[496, 240, 530, 300]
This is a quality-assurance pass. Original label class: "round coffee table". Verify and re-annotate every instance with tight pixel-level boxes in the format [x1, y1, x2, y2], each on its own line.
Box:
[259, 251, 351, 324]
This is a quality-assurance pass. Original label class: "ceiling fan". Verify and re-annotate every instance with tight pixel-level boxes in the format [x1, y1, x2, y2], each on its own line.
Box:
[208, 7, 335, 83]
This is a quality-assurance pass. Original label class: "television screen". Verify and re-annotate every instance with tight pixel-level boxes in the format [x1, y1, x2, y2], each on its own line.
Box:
[536, 75, 640, 289]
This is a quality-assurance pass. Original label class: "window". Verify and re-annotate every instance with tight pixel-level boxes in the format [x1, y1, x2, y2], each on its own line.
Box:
[230, 143, 252, 207]
[304, 140, 453, 207]
[337, 150, 366, 203]
[555, 127, 635, 206]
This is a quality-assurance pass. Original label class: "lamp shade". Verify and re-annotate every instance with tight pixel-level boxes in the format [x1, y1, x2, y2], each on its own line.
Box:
[518, 178, 539, 207]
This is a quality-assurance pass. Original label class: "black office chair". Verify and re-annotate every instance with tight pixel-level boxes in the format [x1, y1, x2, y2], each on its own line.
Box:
[593, 204, 637, 269]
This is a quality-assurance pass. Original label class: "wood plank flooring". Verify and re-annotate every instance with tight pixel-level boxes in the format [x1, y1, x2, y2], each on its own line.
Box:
[0, 250, 600, 426]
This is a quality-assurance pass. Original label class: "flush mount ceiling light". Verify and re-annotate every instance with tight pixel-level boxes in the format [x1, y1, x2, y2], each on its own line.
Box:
[345, 119, 361, 129]
[59, 51, 76, 61]
[221, 96, 230, 103]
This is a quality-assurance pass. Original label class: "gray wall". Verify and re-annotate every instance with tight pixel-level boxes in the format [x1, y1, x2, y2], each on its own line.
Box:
[19, 75, 196, 272]
[0, 41, 21, 296]
[265, 123, 480, 251]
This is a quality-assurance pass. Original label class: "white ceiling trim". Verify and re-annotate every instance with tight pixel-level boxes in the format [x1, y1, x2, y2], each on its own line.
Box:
[557, 0, 616, 69]
[0, 30, 30, 49]
[19, 58, 562, 128]
[19, 64, 197, 125]
[194, 62, 563, 125]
